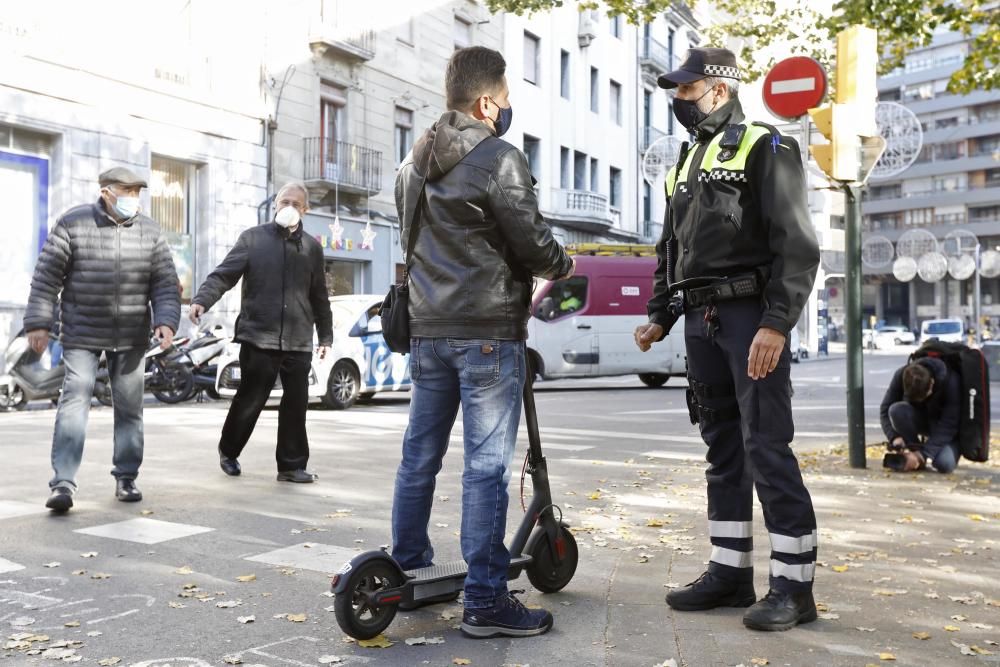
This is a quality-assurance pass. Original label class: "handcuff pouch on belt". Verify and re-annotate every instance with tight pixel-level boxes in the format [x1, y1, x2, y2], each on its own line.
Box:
[685, 377, 739, 426]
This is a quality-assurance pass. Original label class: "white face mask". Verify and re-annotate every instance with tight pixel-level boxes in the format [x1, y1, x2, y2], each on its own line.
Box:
[275, 206, 301, 228]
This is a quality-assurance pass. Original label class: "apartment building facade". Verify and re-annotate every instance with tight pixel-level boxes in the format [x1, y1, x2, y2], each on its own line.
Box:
[0, 0, 269, 347]
[502, 3, 701, 245]
[861, 28, 1000, 333]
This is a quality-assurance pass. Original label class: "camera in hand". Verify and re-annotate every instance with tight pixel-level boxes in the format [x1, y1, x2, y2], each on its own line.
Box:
[882, 452, 906, 471]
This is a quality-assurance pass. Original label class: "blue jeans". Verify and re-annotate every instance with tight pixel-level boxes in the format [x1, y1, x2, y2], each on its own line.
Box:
[391, 337, 525, 609]
[50, 347, 146, 491]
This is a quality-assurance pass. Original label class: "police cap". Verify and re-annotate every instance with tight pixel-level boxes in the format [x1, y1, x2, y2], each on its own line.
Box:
[657, 47, 741, 89]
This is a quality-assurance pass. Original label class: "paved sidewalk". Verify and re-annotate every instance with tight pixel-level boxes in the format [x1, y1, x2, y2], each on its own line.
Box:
[580, 438, 1000, 667]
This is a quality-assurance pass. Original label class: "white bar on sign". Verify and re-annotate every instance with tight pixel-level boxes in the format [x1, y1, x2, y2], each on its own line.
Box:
[771, 77, 816, 94]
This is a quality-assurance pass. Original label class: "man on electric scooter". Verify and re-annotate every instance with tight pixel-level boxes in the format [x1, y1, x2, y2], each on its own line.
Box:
[391, 46, 575, 639]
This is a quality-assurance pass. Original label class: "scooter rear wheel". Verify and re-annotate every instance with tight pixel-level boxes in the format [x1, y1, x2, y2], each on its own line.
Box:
[334, 559, 402, 640]
[525, 524, 578, 593]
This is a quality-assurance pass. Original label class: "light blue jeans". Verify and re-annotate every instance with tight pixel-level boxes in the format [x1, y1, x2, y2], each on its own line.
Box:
[50, 347, 146, 491]
[391, 337, 525, 609]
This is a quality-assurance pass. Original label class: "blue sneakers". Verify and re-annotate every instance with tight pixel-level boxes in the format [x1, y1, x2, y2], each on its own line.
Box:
[460, 591, 554, 639]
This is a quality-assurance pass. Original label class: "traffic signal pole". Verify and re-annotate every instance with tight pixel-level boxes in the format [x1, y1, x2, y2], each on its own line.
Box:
[844, 184, 866, 468]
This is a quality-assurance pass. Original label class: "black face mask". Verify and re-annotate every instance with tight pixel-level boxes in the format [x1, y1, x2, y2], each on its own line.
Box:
[671, 87, 715, 131]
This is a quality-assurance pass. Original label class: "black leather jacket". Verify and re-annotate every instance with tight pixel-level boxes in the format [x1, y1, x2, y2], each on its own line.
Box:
[193, 223, 332, 353]
[397, 111, 573, 340]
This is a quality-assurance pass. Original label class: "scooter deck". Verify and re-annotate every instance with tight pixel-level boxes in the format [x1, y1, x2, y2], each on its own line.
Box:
[404, 555, 532, 584]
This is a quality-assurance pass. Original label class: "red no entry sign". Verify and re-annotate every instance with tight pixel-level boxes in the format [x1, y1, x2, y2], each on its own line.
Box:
[762, 57, 828, 120]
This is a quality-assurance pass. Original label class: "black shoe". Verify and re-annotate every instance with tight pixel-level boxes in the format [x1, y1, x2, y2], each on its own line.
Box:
[276, 469, 317, 483]
[45, 487, 73, 513]
[115, 479, 142, 502]
[460, 591, 553, 639]
[743, 589, 817, 631]
[219, 448, 241, 476]
[665, 571, 757, 611]
[398, 590, 460, 611]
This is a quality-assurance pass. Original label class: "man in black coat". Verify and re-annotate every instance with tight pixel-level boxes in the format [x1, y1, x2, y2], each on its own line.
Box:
[190, 182, 332, 483]
[880, 357, 961, 473]
[25, 167, 181, 511]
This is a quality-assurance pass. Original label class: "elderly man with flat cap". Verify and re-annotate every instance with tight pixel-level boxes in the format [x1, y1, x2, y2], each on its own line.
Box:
[25, 166, 180, 512]
[634, 48, 821, 631]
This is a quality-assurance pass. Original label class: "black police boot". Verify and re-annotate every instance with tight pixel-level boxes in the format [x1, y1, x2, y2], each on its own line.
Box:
[665, 571, 756, 611]
[742, 589, 817, 631]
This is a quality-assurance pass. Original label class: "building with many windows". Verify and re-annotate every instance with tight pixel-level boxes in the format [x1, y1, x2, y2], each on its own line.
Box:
[265, 0, 503, 297]
[860, 28, 1000, 334]
[0, 1, 268, 346]
[502, 3, 702, 245]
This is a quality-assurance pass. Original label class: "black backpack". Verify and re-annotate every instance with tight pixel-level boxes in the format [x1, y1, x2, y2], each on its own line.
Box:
[909, 341, 991, 462]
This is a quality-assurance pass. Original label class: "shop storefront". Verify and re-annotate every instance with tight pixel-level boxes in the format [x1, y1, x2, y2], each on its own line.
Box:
[302, 211, 401, 298]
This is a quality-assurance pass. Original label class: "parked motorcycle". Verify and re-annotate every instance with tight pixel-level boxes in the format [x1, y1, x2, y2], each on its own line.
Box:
[0, 328, 104, 411]
[173, 325, 229, 401]
[94, 337, 194, 407]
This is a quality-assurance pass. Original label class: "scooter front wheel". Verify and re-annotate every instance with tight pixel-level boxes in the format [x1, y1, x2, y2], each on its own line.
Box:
[334, 558, 402, 640]
[525, 523, 578, 593]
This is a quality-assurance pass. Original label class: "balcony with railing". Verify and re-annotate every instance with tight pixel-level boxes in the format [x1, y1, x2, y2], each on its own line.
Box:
[303, 138, 382, 197]
[309, 28, 376, 61]
[639, 36, 675, 74]
[548, 188, 616, 233]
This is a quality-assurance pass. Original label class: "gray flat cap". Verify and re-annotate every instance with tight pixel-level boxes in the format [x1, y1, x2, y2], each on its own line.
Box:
[99, 166, 147, 189]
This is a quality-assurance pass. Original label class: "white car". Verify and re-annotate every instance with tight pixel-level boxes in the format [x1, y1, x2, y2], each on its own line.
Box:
[920, 318, 965, 344]
[215, 295, 411, 409]
[873, 325, 916, 349]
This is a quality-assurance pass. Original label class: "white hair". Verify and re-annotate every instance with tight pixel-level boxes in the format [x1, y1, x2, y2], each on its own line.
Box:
[703, 76, 740, 99]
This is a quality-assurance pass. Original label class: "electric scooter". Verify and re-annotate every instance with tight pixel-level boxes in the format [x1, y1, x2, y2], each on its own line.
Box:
[330, 376, 579, 640]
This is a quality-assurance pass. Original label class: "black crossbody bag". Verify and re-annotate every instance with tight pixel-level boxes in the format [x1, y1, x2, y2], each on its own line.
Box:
[379, 179, 426, 354]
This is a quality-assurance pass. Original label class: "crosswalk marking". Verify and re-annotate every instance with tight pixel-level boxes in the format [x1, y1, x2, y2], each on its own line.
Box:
[75, 518, 214, 545]
[0, 500, 47, 521]
[245, 542, 361, 575]
[0, 557, 25, 573]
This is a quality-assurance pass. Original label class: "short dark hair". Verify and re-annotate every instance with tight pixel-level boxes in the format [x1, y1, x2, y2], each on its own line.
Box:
[446, 47, 506, 113]
[902, 362, 933, 402]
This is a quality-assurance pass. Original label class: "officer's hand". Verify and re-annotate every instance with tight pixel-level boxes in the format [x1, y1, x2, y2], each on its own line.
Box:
[747, 327, 786, 380]
[154, 325, 175, 350]
[189, 303, 205, 324]
[634, 323, 664, 352]
[890, 436, 905, 450]
[27, 329, 50, 355]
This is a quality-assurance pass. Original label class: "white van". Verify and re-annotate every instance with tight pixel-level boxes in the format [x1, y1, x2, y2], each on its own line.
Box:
[920, 318, 965, 344]
[526, 251, 686, 387]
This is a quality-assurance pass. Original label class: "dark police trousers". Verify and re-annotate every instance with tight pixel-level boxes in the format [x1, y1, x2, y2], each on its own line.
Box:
[219, 343, 312, 472]
[684, 298, 817, 593]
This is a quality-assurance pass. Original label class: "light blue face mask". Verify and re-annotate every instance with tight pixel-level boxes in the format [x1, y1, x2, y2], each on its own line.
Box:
[106, 189, 139, 219]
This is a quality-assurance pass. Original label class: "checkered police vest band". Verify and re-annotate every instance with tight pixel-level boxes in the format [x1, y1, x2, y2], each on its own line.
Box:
[702, 64, 740, 79]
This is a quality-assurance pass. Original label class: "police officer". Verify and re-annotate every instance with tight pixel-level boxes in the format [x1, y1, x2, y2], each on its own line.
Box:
[634, 48, 821, 631]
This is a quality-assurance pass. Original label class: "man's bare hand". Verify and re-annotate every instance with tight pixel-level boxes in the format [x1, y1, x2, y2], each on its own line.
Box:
[634, 323, 664, 352]
[189, 303, 205, 324]
[154, 325, 175, 350]
[316, 345, 329, 360]
[564, 257, 577, 279]
[27, 329, 49, 355]
[902, 449, 924, 472]
[747, 327, 786, 380]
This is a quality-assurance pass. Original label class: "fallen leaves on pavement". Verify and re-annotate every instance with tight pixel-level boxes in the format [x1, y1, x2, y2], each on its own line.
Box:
[357, 634, 394, 648]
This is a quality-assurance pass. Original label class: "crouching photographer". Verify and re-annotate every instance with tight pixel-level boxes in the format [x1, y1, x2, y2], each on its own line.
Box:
[879, 357, 960, 473]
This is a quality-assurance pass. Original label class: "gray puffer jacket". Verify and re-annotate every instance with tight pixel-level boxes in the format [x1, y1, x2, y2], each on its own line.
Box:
[24, 200, 181, 351]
